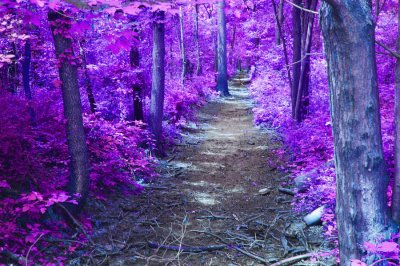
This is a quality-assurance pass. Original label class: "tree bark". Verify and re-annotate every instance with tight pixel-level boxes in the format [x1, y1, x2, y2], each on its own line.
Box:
[78, 40, 96, 113]
[48, 11, 90, 211]
[22, 40, 36, 126]
[216, 0, 230, 96]
[8, 42, 18, 94]
[179, 5, 186, 83]
[194, 4, 202, 76]
[294, 0, 317, 121]
[271, 0, 292, 93]
[150, 11, 166, 153]
[130, 43, 144, 122]
[320, 1, 394, 264]
[275, 0, 284, 45]
[392, 1, 400, 223]
[291, 0, 302, 118]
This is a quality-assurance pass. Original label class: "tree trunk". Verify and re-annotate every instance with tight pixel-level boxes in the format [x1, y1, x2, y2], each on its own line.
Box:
[230, 23, 237, 70]
[22, 40, 36, 125]
[150, 11, 166, 153]
[216, 0, 230, 96]
[194, 4, 202, 76]
[48, 11, 90, 211]
[271, 0, 292, 92]
[130, 44, 144, 122]
[320, 1, 394, 264]
[392, 1, 400, 223]
[78, 40, 96, 113]
[275, 0, 284, 45]
[294, 0, 317, 121]
[179, 5, 186, 83]
[8, 42, 18, 94]
[291, 0, 302, 118]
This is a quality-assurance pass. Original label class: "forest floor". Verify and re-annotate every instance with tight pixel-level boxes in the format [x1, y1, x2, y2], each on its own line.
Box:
[75, 82, 327, 266]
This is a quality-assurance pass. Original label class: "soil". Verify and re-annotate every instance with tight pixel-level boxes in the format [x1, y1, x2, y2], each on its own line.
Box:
[73, 82, 329, 266]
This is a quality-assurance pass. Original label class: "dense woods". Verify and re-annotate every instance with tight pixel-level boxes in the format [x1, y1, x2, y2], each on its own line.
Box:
[1, 0, 400, 265]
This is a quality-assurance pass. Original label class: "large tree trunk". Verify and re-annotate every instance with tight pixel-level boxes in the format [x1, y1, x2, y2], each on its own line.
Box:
[78, 40, 96, 113]
[216, 0, 230, 96]
[320, 1, 394, 264]
[291, 0, 302, 118]
[194, 4, 202, 76]
[275, 0, 284, 45]
[22, 40, 36, 126]
[48, 11, 89, 211]
[149, 11, 166, 153]
[392, 1, 400, 223]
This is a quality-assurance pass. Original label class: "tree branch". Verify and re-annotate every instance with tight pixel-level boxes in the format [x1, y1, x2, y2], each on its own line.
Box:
[376, 40, 400, 59]
[285, 0, 319, 14]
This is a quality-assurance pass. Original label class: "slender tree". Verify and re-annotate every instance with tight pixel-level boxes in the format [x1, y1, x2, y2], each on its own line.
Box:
[78, 40, 97, 113]
[320, 1, 394, 264]
[130, 39, 144, 122]
[48, 10, 90, 211]
[216, 0, 229, 96]
[294, 0, 317, 121]
[194, 4, 202, 75]
[22, 40, 36, 125]
[7, 42, 18, 94]
[272, 0, 292, 92]
[178, 5, 186, 83]
[392, 1, 400, 223]
[204, 4, 218, 72]
[275, 0, 284, 45]
[291, 0, 301, 118]
[149, 11, 166, 153]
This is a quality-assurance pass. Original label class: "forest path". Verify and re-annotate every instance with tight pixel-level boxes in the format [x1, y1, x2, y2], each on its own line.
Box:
[85, 83, 310, 265]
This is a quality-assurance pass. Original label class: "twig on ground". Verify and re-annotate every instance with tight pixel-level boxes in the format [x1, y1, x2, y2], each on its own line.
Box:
[26, 233, 44, 266]
[197, 210, 230, 220]
[148, 242, 226, 253]
[191, 230, 269, 264]
[244, 213, 265, 224]
[278, 188, 295, 196]
[167, 156, 176, 163]
[57, 204, 95, 246]
[270, 253, 316, 266]
[280, 236, 289, 257]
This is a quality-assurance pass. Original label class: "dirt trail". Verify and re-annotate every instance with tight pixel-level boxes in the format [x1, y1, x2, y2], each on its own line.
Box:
[81, 83, 321, 266]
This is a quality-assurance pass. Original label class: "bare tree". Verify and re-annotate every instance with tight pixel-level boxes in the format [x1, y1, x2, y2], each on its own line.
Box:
[48, 10, 90, 212]
[149, 11, 166, 154]
[216, 0, 230, 96]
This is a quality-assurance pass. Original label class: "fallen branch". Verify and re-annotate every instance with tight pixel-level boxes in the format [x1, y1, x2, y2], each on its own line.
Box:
[147, 241, 226, 253]
[26, 233, 44, 266]
[191, 230, 269, 264]
[1, 250, 40, 266]
[270, 253, 316, 266]
[278, 187, 295, 196]
[57, 204, 95, 246]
